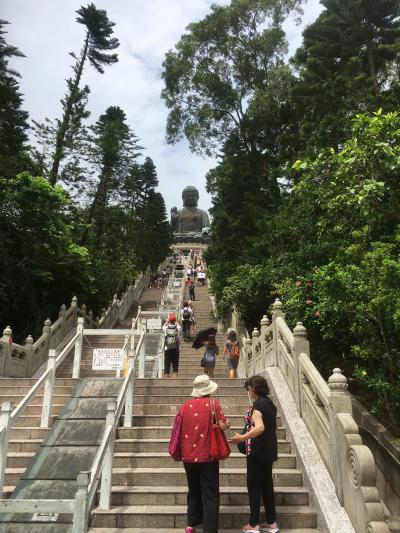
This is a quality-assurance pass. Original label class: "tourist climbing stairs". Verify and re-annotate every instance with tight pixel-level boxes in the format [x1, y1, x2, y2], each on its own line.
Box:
[88, 281, 321, 532]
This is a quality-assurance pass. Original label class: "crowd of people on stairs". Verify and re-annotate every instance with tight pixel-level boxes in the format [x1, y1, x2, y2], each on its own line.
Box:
[163, 250, 279, 533]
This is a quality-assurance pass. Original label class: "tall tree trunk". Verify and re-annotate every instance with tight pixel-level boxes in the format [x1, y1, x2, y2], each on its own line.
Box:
[49, 32, 90, 185]
[366, 43, 378, 89]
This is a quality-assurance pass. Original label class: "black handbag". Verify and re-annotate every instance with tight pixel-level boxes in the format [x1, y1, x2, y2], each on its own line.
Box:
[200, 356, 206, 367]
[237, 426, 247, 455]
[238, 407, 253, 455]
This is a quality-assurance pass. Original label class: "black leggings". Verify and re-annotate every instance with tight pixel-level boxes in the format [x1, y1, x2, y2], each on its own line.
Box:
[164, 348, 179, 374]
[247, 454, 276, 526]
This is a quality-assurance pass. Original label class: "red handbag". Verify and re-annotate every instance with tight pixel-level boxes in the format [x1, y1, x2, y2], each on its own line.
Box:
[168, 409, 183, 461]
[209, 400, 231, 461]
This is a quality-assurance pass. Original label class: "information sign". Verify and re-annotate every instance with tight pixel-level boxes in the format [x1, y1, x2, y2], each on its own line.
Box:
[92, 348, 124, 370]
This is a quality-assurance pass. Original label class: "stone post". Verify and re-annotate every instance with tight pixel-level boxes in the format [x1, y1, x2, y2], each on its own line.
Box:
[260, 315, 270, 365]
[244, 337, 252, 377]
[88, 310, 94, 327]
[124, 337, 135, 427]
[0, 326, 12, 376]
[41, 349, 56, 428]
[0, 401, 13, 496]
[72, 471, 89, 532]
[81, 303, 87, 324]
[72, 317, 84, 379]
[293, 322, 310, 414]
[271, 299, 284, 367]
[24, 334, 34, 377]
[327, 368, 352, 504]
[41, 318, 51, 338]
[251, 328, 260, 374]
[58, 303, 66, 339]
[99, 401, 116, 510]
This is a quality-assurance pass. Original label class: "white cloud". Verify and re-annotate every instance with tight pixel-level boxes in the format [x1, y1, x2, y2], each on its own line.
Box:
[3, 0, 322, 215]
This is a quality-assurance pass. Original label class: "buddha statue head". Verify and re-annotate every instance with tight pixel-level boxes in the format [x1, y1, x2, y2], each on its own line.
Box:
[182, 186, 199, 208]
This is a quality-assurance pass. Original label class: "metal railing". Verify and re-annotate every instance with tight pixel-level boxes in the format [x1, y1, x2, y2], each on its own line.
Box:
[0, 325, 144, 531]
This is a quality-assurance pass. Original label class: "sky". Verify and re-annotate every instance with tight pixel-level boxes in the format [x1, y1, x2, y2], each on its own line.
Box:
[3, 0, 323, 214]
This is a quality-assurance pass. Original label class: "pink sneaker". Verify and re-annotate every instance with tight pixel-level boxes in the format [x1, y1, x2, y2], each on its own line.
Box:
[242, 525, 260, 533]
[185, 528, 195, 533]
[259, 522, 279, 533]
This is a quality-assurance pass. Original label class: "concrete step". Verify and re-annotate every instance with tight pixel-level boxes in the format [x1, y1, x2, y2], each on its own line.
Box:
[6, 452, 34, 468]
[8, 439, 43, 453]
[111, 467, 302, 487]
[9, 404, 64, 417]
[0, 394, 72, 406]
[89, 529, 320, 533]
[0, 385, 76, 395]
[91, 504, 317, 528]
[130, 404, 263, 416]
[105, 484, 309, 506]
[10, 427, 50, 439]
[132, 378, 245, 385]
[130, 394, 249, 404]
[112, 452, 296, 469]
[12, 414, 57, 427]
[131, 386, 248, 395]
[117, 426, 286, 440]
[128, 414, 254, 426]
[114, 438, 291, 454]
[0, 378, 77, 386]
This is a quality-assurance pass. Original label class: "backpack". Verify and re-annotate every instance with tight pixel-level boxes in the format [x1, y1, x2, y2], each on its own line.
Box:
[182, 307, 191, 320]
[165, 325, 178, 349]
[228, 341, 240, 360]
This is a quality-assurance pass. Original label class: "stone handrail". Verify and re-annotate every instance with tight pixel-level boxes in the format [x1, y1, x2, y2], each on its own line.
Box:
[225, 298, 390, 533]
[0, 267, 151, 379]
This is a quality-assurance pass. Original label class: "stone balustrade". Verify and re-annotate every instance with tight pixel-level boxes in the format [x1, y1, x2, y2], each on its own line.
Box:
[0, 266, 151, 378]
[226, 298, 390, 533]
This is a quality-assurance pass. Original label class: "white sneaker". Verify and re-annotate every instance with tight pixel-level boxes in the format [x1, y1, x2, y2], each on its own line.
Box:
[242, 525, 260, 533]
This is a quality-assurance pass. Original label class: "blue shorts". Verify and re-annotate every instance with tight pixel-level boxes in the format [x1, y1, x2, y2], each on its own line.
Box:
[226, 357, 239, 370]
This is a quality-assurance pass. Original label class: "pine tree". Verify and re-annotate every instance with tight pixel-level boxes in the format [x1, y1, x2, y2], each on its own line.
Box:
[49, 4, 119, 185]
[293, 0, 400, 150]
[82, 106, 140, 244]
[0, 20, 30, 178]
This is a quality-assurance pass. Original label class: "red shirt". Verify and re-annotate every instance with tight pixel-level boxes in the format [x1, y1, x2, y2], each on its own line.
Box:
[180, 397, 226, 462]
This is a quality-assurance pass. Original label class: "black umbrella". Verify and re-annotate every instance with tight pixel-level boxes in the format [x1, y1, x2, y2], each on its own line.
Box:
[191, 327, 217, 349]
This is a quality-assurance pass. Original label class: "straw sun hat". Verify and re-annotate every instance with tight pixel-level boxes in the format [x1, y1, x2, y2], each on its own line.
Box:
[191, 374, 218, 397]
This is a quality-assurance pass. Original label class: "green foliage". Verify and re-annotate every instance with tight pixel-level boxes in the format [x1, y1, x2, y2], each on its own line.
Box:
[161, 0, 303, 155]
[293, 0, 400, 150]
[0, 20, 31, 179]
[48, 4, 120, 185]
[0, 173, 92, 338]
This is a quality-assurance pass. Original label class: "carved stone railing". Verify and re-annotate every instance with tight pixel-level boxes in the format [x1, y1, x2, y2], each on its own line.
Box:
[0, 267, 151, 379]
[225, 298, 390, 533]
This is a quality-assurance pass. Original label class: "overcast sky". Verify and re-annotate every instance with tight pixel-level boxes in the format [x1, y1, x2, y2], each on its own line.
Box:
[3, 0, 322, 214]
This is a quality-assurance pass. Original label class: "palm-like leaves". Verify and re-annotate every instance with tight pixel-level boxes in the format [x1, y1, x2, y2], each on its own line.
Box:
[76, 4, 119, 73]
[49, 4, 120, 184]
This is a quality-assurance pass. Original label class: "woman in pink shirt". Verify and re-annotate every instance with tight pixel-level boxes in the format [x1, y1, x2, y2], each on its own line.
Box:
[178, 375, 230, 533]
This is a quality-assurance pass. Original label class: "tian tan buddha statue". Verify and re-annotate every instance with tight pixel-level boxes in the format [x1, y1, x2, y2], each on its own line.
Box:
[170, 186, 211, 243]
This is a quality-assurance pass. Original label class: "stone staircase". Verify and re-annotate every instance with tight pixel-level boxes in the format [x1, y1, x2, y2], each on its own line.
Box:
[0, 376, 78, 497]
[89, 283, 321, 532]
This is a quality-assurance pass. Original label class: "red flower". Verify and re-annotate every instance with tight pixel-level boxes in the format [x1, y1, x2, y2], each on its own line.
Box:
[306, 299, 313, 305]
[314, 311, 321, 318]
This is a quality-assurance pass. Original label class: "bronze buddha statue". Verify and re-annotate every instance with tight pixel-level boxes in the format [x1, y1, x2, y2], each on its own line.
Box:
[170, 186, 211, 242]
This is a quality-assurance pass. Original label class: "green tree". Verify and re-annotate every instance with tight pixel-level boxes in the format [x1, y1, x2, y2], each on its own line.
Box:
[0, 173, 91, 339]
[161, 0, 302, 156]
[293, 0, 400, 150]
[82, 106, 141, 244]
[0, 20, 30, 178]
[49, 3, 119, 185]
